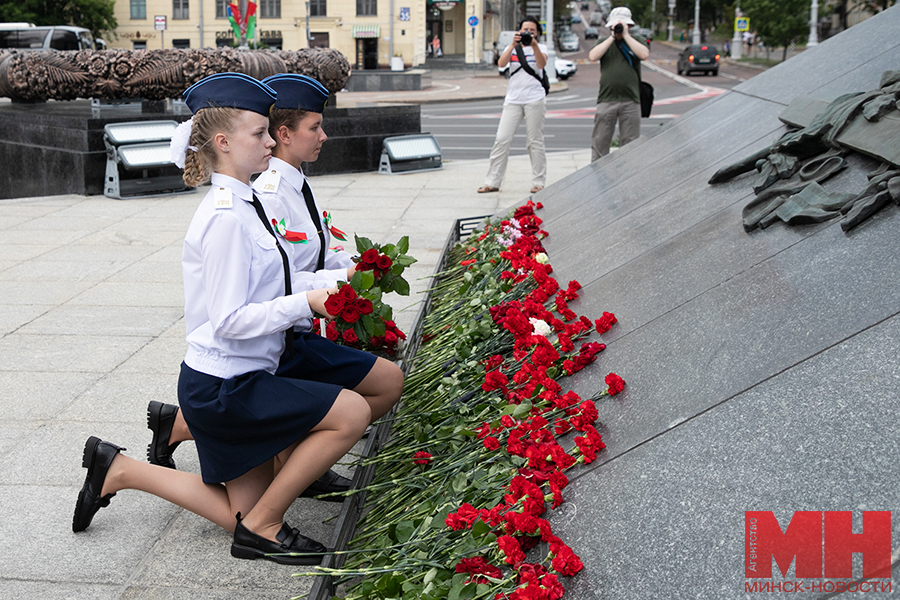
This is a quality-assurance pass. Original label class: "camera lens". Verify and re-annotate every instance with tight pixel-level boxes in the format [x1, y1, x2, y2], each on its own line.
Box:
[520, 32, 532, 45]
[613, 23, 624, 34]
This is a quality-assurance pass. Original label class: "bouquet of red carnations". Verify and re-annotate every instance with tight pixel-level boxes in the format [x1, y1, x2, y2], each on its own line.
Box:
[320, 235, 417, 355]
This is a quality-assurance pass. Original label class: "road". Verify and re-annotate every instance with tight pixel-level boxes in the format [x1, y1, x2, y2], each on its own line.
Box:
[423, 24, 766, 161]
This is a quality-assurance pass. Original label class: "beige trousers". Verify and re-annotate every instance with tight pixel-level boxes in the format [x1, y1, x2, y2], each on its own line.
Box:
[591, 100, 641, 161]
[483, 98, 547, 189]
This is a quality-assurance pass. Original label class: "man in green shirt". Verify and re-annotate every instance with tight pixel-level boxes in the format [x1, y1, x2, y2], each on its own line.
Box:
[588, 6, 649, 160]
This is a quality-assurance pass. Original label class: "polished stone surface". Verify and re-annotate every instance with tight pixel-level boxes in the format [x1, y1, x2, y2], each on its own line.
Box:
[534, 6, 900, 598]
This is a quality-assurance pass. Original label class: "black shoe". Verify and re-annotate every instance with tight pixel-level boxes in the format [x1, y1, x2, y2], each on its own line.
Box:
[147, 401, 180, 469]
[73, 436, 125, 533]
[230, 514, 327, 565]
[299, 468, 351, 502]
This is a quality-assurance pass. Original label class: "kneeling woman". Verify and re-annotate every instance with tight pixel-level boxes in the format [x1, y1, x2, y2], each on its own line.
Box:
[144, 74, 403, 499]
[73, 73, 373, 565]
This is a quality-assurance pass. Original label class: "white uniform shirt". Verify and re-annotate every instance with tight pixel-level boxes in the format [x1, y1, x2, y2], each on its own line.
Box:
[505, 42, 548, 105]
[253, 157, 354, 331]
[182, 173, 314, 379]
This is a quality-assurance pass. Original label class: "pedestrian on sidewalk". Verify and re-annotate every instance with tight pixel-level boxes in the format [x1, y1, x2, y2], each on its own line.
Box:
[431, 36, 442, 57]
[73, 72, 372, 566]
[587, 6, 649, 161]
[146, 74, 403, 502]
[478, 16, 548, 195]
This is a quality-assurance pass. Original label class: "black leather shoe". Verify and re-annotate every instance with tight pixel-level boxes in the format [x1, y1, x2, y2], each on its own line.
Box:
[231, 514, 327, 565]
[73, 436, 125, 533]
[299, 468, 351, 502]
[147, 401, 180, 469]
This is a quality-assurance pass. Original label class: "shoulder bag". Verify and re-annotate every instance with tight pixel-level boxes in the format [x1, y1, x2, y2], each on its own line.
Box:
[513, 45, 550, 96]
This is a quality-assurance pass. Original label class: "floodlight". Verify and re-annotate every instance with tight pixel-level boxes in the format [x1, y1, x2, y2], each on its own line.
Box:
[103, 120, 192, 199]
[378, 134, 442, 175]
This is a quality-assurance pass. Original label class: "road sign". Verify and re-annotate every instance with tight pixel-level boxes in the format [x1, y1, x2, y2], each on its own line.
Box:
[468, 15, 479, 27]
[735, 17, 749, 32]
[154, 15, 167, 31]
[399, 7, 410, 21]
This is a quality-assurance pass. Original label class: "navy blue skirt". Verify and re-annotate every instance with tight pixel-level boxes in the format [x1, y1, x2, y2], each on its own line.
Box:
[178, 333, 376, 484]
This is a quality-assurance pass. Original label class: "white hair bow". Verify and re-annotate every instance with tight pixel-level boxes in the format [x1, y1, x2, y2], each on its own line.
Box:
[169, 118, 198, 169]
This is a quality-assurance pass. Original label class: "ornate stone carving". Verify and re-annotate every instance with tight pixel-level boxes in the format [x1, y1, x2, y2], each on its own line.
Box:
[710, 70, 900, 233]
[0, 47, 351, 102]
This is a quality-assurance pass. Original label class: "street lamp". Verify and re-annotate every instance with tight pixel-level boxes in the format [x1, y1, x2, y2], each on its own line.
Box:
[732, 1, 742, 59]
[692, 0, 701, 44]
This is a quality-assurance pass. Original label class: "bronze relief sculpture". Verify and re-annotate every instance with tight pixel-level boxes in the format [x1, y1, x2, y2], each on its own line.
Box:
[0, 46, 351, 102]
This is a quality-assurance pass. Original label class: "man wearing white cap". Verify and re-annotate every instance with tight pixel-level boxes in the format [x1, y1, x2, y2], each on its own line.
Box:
[588, 6, 650, 160]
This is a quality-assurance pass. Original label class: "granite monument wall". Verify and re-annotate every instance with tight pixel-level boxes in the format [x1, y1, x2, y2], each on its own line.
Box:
[532, 7, 900, 597]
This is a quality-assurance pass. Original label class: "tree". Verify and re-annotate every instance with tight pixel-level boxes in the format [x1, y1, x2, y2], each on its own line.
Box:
[742, 0, 808, 61]
[0, 0, 117, 41]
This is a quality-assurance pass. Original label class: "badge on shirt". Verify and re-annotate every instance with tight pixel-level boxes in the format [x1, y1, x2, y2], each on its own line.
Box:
[272, 217, 308, 244]
[322, 211, 348, 241]
[256, 169, 281, 194]
[213, 187, 233, 209]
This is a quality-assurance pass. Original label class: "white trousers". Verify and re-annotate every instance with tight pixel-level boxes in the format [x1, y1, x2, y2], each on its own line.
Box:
[483, 98, 547, 189]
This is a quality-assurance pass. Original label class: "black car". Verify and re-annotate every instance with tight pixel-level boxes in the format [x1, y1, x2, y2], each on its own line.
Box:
[677, 44, 720, 76]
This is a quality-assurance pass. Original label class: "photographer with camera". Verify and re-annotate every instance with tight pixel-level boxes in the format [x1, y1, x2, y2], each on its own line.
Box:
[478, 16, 548, 195]
[588, 6, 649, 160]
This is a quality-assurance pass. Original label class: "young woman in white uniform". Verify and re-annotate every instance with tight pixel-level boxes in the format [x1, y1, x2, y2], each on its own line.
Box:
[73, 72, 372, 565]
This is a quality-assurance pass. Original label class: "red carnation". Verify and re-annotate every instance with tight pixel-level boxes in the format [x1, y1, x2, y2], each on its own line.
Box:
[594, 311, 618, 334]
[498, 535, 526, 565]
[551, 545, 584, 576]
[483, 436, 501, 451]
[413, 451, 432, 466]
[605, 372, 625, 396]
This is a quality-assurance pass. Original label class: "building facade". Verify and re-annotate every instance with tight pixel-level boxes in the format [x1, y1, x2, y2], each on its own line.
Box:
[111, 0, 497, 68]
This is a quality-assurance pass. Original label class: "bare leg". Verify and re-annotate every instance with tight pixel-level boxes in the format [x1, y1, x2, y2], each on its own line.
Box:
[100, 454, 239, 531]
[238, 388, 371, 541]
[105, 388, 370, 541]
[353, 357, 403, 422]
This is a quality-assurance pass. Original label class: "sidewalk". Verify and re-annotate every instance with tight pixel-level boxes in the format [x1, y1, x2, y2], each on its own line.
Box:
[0, 148, 591, 599]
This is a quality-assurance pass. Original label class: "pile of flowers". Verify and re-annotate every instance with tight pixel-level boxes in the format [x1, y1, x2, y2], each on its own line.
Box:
[319, 235, 417, 355]
[307, 201, 624, 599]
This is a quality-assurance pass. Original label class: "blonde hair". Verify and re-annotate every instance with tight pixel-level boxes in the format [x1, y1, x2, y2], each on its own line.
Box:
[182, 106, 244, 187]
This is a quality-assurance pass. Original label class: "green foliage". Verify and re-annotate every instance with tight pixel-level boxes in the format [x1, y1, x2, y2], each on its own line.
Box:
[743, 0, 809, 60]
[0, 0, 118, 40]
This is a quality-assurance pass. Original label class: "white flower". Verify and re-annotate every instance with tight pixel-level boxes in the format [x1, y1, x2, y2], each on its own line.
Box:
[530, 317, 552, 337]
[534, 252, 549, 264]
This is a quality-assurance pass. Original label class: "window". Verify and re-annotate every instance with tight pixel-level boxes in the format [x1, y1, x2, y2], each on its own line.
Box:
[357, 0, 376, 15]
[172, 38, 191, 48]
[215, 0, 226, 18]
[260, 0, 280, 18]
[173, 0, 189, 20]
[50, 29, 79, 50]
[133, 40, 147, 49]
[309, 0, 326, 16]
[131, 0, 147, 19]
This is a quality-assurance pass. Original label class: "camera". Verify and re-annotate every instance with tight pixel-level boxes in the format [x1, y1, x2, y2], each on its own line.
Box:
[613, 23, 624, 34]
[519, 31, 533, 46]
